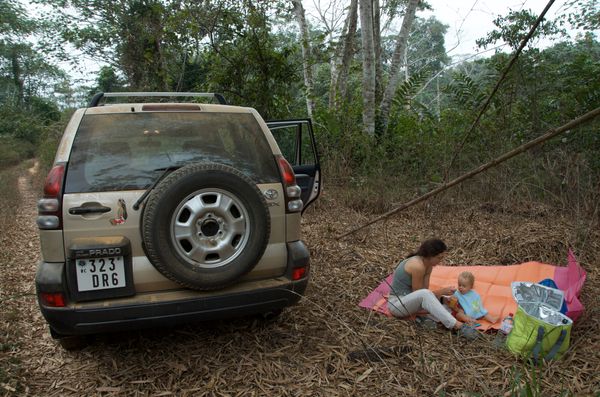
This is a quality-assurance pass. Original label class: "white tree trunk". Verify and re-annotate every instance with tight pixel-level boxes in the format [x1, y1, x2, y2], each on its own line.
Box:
[292, 0, 315, 118]
[329, 0, 358, 110]
[379, 0, 419, 133]
[359, 0, 376, 136]
[373, 0, 383, 104]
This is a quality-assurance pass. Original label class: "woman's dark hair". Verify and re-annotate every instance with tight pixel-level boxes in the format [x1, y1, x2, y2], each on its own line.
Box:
[408, 238, 447, 258]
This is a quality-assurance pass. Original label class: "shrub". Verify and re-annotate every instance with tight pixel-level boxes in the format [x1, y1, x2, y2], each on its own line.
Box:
[0, 137, 35, 170]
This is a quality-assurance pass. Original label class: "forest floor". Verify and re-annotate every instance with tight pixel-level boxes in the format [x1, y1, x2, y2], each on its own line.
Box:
[1, 161, 599, 396]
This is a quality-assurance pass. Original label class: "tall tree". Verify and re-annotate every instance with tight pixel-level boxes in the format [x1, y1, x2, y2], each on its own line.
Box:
[292, 0, 315, 117]
[1, 0, 34, 104]
[372, 0, 383, 104]
[38, 0, 179, 90]
[359, 0, 376, 136]
[406, 16, 450, 76]
[378, 0, 420, 134]
[329, 0, 358, 111]
[200, 2, 299, 118]
[0, 0, 64, 105]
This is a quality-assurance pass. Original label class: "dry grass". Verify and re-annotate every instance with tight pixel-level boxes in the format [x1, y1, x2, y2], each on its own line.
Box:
[1, 164, 599, 396]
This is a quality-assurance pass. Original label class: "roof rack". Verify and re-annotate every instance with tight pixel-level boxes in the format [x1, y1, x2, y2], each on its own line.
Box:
[88, 92, 228, 107]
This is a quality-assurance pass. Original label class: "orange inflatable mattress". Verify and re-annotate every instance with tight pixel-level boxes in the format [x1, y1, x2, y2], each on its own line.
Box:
[359, 257, 585, 331]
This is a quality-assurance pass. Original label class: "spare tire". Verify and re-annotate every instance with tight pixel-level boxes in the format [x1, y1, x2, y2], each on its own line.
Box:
[141, 163, 271, 290]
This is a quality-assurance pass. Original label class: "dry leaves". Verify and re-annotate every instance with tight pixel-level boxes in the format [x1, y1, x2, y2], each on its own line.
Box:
[1, 163, 599, 396]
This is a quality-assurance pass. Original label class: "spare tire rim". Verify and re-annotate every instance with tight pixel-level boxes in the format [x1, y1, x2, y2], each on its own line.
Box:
[171, 188, 251, 269]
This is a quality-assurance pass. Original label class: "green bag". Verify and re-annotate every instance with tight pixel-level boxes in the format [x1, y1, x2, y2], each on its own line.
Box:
[506, 303, 572, 362]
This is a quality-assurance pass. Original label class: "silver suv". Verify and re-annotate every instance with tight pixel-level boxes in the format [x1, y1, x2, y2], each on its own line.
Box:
[35, 92, 321, 349]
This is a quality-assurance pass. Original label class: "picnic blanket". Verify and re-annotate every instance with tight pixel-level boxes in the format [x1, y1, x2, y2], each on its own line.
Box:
[359, 250, 586, 331]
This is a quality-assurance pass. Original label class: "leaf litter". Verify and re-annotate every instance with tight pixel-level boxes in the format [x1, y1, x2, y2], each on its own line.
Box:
[1, 164, 599, 396]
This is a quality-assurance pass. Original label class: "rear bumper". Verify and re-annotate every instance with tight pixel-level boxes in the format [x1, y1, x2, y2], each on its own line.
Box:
[36, 241, 309, 336]
[40, 279, 307, 336]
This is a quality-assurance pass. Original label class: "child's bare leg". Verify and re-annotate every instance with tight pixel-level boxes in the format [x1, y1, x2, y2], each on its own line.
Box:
[455, 310, 474, 324]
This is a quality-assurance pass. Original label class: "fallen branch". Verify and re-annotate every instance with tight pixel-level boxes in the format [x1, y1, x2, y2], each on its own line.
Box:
[337, 106, 600, 239]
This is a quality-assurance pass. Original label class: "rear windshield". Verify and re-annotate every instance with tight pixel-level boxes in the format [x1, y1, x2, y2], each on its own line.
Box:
[64, 112, 280, 193]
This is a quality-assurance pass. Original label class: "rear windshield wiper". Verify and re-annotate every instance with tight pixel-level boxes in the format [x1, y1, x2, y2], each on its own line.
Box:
[133, 166, 181, 211]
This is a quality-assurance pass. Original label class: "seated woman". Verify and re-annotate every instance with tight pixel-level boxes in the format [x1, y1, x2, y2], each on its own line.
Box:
[387, 238, 476, 338]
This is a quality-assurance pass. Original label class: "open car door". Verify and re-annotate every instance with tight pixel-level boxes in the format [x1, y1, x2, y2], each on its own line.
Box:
[267, 119, 321, 213]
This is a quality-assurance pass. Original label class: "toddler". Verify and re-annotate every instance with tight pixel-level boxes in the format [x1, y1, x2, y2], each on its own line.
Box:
[446, 271, 497, 324]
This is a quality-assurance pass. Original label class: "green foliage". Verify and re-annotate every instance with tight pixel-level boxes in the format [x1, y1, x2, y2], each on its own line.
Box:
[0, 98, 60, 142]
[406, 16, 450, 76]
[35, 0, 305, 116]
[200, 7, 301, 118]
[0, 0, 67, 168]
[37, 0, 181, 90]
[28, 96, 62, 122]
[565, 0, 600, 30]
[0, 0, 597, 222]
[0, 0, 35, 38]
[394, 70, 438, 122]
[476, 9, 565, 50]
[0, 105, 64, 174]
[0, 106, 39, 143]
[313, 100, 368, 175]
[0, 136, 35, 169]
[37, 121, 64, 170]
[90, 66, 125, 94]
[392, 69, 429, 108]
[444, 71, 487, 111]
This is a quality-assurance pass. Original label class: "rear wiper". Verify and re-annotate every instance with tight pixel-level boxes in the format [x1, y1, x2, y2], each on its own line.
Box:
[133, 166, 181, 211]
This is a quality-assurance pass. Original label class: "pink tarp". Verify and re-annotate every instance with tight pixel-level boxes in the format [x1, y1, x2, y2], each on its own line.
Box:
[359, 250, 586, 330]
[553, 250, 586, 321]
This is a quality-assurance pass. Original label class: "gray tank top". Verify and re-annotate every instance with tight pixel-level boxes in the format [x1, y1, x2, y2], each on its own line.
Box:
[390, 257, 414, 297]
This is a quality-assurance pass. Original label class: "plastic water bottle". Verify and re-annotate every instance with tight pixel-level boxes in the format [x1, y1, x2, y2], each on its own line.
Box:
[494, 313, 514, 349]
[499, 313, 514, 334]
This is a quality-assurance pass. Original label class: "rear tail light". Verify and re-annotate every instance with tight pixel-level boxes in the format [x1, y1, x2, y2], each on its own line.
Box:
[39, 292, 66, 307]
[292, 266, 307, 281]
[37, 163, 65, 230]
[44, 165, 65, 197]
[275, 155, 303, 213]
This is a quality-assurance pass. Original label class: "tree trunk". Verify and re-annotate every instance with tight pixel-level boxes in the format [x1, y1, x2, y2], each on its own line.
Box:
[359, 0, 376, 136]
[373, 0, 383, 104]
[292, 0, 315, 118]
[329, 0, 358, 111]
[10, 47, 24, 105]
[378, 0, 419, 134]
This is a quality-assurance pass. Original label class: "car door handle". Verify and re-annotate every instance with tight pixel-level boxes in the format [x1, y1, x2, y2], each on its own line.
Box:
[68, 205, 112, 215]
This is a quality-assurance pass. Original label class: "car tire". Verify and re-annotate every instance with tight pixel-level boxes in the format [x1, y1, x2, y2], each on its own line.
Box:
[57, 336, 88, 351]
[50, 328, 88, 350]
[258, 309, 283, 322]
[142, 163, 271, 290]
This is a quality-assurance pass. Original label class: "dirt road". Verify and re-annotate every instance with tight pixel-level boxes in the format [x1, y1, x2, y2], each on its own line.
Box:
[1, 164, 599, 396]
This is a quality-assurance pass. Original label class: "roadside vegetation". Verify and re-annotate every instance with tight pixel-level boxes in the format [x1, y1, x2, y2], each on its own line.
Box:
[1, 1, 598, 221]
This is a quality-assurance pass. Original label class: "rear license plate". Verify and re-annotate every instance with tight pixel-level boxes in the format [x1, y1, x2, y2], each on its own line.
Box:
[75, 256, 126, 291]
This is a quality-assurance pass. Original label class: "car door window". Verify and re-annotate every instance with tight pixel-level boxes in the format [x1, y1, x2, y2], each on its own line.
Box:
[267, 120, 321, 212]
[267, 120, 317, 167]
